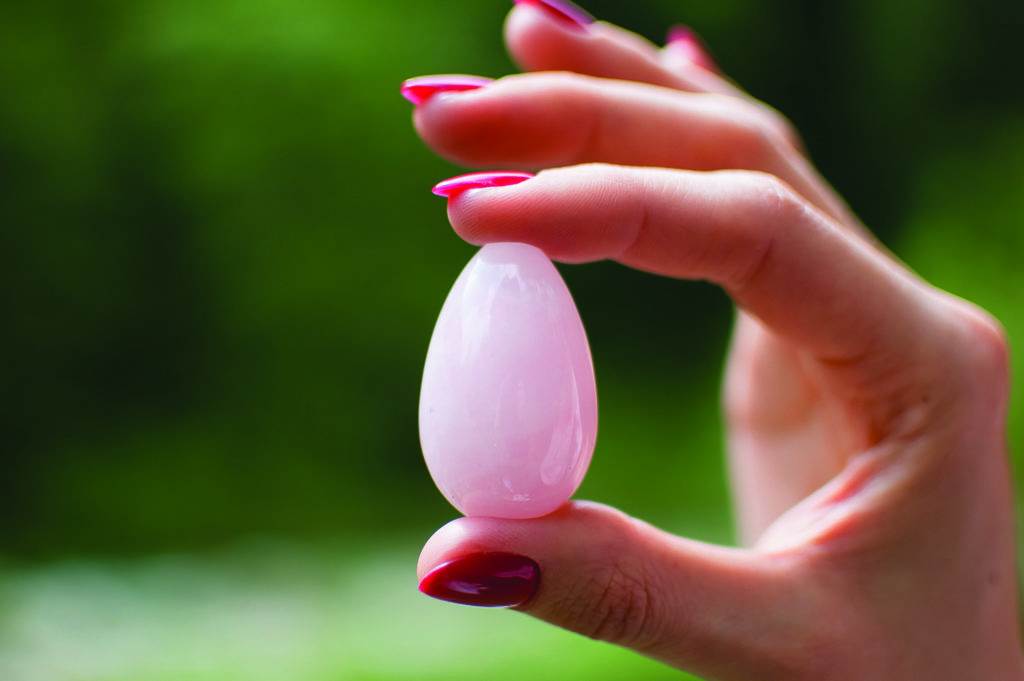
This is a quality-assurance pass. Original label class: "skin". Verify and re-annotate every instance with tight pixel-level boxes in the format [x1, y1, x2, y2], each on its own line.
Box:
[412, 5, 1024, 679]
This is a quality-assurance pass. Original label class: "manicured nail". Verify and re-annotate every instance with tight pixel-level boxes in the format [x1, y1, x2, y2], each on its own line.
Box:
[400, 75, 494, 106]
[432, 171, 534, 199]
[419, 552, 541, 608]
[666, 25, 718, 73]
[512, 0, 594, 31]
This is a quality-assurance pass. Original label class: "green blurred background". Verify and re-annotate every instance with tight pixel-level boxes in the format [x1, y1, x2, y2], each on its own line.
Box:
[1, 0, 1021, 678]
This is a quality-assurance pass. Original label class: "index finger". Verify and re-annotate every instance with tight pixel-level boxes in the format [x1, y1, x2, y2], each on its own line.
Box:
[437, 165, 949, 435]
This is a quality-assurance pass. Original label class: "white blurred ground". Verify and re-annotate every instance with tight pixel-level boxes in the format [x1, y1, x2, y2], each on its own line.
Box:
[0, 540, 687, 681]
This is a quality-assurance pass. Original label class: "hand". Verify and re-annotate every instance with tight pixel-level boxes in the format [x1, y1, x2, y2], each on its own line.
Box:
[408, 3, 1023, 679]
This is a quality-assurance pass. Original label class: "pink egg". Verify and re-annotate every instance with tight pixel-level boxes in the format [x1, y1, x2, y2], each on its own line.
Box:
[419, 243, 598, 519]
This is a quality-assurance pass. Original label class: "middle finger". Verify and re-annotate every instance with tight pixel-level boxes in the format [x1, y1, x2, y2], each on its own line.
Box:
[413, 72, 853, 223]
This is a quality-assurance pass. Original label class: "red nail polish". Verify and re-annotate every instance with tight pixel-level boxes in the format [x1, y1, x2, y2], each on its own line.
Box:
[513, 0, 594, 31]
[400, 75, 494, 106]
[666, 25, 718, 73]
[432, 171, 534, 199]
[419, 552, 541, 608]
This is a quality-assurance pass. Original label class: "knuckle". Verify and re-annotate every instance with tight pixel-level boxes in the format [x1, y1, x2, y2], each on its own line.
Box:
[909, 297, 1012, 431]
[952, 303, 1011, 381]
[549, 510, 663, 650]
[569, 560, 657, 648]
[740, 171, 801, 215]
[762, 107, 804, 152]
[725, 110, 782, 167]
[722, 101, 807, 167]
[723, 171, 805, 292]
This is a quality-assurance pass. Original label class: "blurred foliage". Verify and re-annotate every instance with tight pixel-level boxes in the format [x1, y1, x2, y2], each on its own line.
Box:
[0, 0, 1022, 678]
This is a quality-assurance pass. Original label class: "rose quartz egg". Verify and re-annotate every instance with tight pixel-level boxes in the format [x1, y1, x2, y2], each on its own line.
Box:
[419, 242, 598, 519]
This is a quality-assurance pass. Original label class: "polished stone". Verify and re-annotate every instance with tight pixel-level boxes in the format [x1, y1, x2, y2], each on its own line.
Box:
[420, 243, 597, 518]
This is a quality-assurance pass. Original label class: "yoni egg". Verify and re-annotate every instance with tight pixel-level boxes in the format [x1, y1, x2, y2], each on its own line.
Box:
[419, 242, 597, 519]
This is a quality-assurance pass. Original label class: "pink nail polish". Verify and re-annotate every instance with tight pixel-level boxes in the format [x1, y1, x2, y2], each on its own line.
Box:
[401, 75, 494, 106]
[666, 25, 718, 73]
[512, 0, 594, 31]
[432, 171, 534, 199]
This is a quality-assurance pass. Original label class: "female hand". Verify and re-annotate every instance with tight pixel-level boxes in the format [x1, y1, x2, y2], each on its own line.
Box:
[406, 2, 1022, 679]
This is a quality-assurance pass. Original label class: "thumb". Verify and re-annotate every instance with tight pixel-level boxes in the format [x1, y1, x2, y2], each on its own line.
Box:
[417, 501, 810, 680]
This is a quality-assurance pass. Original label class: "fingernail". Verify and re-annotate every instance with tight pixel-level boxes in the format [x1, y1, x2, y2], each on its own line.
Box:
[432, 171, 534, 199]
[400, 75, 494, 106]
[419, 552, 541, 608]
[512, 0, 594, 31]
[666, 25, 718, 72]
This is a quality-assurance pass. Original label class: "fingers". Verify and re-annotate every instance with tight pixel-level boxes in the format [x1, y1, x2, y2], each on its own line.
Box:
[445, 165, 943, 429]
[415, 73, 776, 170]
[505, 2, 741, 96]
[498, 4, 867, 234]
[418, 502, 807, 679]
[413, 73, 849, 223]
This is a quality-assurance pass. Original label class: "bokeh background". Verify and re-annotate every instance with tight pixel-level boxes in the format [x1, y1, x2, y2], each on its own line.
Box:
[1, 0, 1022, 679]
